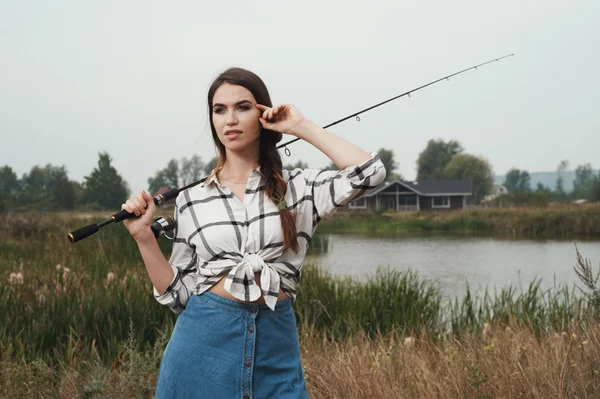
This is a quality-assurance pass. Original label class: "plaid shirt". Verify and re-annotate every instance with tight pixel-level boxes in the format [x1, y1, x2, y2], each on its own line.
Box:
[153, 152, 386, 313]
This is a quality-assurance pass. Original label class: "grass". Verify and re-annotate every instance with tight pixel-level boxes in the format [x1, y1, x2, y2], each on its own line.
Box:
[1, 211, 600, 397]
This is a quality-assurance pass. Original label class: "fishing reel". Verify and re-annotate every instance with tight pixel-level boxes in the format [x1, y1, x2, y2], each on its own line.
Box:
[150, 215, 176, 240]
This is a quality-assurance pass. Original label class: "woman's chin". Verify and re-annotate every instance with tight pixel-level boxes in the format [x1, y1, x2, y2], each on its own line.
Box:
[223, 137, 259, 151]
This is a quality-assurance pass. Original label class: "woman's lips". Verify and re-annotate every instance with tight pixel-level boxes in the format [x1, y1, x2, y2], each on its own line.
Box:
[225, 129, 242, 139]
[225, 131, 242, 139]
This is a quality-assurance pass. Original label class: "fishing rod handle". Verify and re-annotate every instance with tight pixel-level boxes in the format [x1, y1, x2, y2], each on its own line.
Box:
[68, 188, 180, 243]
[68, 224, 100, 243]
[112, 187, 179, 222]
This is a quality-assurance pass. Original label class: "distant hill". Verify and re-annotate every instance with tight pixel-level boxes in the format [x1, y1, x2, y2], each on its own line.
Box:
[494, 171, 600, 192]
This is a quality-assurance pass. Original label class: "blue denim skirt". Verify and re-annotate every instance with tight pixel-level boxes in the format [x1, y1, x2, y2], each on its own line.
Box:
[155, 292, 309, 399]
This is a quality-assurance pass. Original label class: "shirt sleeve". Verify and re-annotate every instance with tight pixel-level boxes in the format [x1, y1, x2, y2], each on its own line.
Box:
[153, 197, 198, 314]
[304, 152, 386, 224]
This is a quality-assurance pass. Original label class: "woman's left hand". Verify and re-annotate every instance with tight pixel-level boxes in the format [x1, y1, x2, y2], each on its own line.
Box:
[256, 104, 306, 136]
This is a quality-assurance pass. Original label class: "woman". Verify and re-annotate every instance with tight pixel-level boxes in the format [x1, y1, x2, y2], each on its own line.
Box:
[122, 67, 386, 398]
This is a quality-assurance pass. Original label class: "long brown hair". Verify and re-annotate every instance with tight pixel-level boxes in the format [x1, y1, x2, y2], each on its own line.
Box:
[206, 67, 299, 253]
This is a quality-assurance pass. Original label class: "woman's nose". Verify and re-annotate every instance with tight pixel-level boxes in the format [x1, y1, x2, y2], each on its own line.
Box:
[226, 111, 238, 125]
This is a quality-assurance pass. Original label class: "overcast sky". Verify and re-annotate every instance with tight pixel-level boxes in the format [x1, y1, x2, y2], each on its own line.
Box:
[1, 1, 598, 192]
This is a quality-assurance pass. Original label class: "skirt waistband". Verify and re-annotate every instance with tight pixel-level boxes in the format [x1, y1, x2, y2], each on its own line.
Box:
[197, 291, 293, 317]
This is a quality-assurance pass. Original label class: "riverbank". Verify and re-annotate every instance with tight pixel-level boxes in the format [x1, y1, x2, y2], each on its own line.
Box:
[317, 203, 600, 238]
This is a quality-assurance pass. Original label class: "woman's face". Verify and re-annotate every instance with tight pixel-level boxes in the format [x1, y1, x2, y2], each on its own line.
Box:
[211, 83, 262, 154]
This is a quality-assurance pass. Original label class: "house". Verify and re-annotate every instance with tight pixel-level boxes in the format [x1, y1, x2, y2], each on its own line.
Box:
[343, 180, 473, 212]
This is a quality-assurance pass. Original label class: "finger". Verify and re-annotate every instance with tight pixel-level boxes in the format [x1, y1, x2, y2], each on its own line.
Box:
[135, 197, 147, 214]
[262, 108, 270, 120]
[256, 104, 269, 111]
[142, 192, 155, 210]
[123, 202, 135, 214]
[259, 118, 273, 130]
[126, 200, 140, 216]
[131, 198, 143, 215]
[137, 194, 147, 214]
[141, 190, 153, 201]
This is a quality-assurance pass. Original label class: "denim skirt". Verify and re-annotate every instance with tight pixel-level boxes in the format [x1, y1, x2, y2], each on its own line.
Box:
[155, 292, 309, 399]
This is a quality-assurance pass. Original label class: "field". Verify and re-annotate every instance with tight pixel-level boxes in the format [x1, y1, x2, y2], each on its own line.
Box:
[1, 211, 600, 397]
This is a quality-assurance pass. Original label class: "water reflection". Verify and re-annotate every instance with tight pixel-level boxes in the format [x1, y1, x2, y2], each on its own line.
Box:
[305, 233, 600, 299]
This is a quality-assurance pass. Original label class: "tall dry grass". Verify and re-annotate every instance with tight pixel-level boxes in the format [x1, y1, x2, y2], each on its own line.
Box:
[2, 323, 600, 398]
[301, 324, 600, 398]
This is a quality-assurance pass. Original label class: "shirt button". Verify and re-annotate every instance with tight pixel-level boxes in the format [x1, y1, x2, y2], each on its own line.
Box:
[248, 325, 254, 333]
[249, 307, 257, 313]
[245, 359, 251, 367]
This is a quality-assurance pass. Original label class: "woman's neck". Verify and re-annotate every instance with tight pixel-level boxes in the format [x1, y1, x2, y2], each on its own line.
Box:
[219, 151, 260, 182]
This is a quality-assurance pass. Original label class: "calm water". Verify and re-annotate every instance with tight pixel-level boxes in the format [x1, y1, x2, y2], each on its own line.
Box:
[305, 234, 600, 299]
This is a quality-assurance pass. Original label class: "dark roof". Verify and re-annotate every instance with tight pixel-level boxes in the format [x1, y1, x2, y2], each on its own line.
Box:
[367, 180, 472, 197]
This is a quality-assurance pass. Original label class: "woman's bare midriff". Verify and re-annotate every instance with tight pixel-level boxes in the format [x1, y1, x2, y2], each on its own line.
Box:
[208, 272, 289, 304]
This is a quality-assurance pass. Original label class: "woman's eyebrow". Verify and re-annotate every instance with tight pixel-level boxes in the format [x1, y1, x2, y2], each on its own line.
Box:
[212, 100, 253, 108]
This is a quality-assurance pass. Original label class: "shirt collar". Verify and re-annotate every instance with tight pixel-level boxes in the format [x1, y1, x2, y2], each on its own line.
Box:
[200, 166, 263, 188]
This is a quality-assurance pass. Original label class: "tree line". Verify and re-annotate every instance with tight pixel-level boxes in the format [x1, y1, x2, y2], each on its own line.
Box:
[1, 141, 598, 212]
[497, 161, 600, 206]
[0, 153, 129, 212]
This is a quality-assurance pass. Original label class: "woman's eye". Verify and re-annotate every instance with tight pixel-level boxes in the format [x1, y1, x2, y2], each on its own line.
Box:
[238, 105, 250, 111]
[213, 108, 225, 114]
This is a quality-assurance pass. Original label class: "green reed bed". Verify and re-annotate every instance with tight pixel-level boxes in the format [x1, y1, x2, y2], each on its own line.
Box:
[318, 203, 600, 238]
[1, 211, 600, 368]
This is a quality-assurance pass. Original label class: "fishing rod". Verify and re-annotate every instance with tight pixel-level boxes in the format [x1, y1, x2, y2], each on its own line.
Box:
[276, 53, 514, 155]
[68, 53, 514, 243]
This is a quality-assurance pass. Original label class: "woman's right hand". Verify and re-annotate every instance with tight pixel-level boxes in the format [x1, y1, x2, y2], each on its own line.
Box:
[122, 190, 156, 241]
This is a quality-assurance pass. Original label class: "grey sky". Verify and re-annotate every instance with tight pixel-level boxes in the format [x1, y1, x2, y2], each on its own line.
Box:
[1, 1, 598, 193]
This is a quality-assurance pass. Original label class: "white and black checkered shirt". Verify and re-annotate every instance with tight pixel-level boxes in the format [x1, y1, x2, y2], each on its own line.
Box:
[153, 152, 386, 313]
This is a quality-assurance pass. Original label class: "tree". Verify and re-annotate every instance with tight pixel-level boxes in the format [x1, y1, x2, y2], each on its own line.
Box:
[180, 155, 205, 185]
[19, 164, 76, 210]
[322, 161, 338, 171]
[503, 168, 531, 192]
[84, 152, 130, 210]
[148, 159, 180, 193]
[149, 155, 209, 193]
[535, 182, 549, 192]
[147, 170, 168, 195]
[416, 139, 464, 180]
[573, 163, 594, 199]
[283, 160, 309, 170]
[0, 166, 19, 211]
[162, 159, 179, 188]
[204, 156, 218, 176]
[444, 154, 494, 204]
[591, 174, 600, 202]
[377, 148, 398, 182]
[49, 166, 76, 210]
